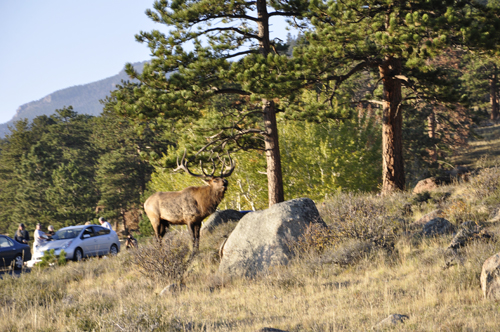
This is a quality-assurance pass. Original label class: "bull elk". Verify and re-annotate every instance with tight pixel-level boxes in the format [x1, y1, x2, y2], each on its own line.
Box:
[144, 151, 235, 250]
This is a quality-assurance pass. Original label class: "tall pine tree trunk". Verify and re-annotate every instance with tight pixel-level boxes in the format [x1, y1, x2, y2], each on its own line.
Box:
[257, 0, 284, 206]
[380, 57, 405, 194]
[263, 100, 284, 205]
[490, 66, 498, 121]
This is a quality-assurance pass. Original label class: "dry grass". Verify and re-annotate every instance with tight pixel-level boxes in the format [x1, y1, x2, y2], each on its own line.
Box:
[2, 230, 500, 331]
[5, 141, 500, 330]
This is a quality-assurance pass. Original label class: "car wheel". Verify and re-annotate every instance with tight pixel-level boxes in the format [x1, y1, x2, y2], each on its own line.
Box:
[110, 244, 118, 256]
[73, 248, 83, 262]
[13, 254, 23, 270]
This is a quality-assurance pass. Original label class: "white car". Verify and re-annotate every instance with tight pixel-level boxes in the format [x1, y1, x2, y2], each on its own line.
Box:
[32, 224, 120, 262]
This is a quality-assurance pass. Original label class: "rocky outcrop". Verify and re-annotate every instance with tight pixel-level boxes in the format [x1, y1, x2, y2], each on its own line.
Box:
[218, 198, 326, 278]
[448, 221, 492, 250]
[444, 221, 494, 269]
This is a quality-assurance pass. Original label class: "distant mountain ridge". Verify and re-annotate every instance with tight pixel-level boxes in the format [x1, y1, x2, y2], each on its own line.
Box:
[0, 61, 146, 138]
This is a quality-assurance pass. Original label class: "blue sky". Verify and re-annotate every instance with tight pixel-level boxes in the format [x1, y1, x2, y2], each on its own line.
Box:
[0, 1, 158, 124]
[0, 1, 292, 125]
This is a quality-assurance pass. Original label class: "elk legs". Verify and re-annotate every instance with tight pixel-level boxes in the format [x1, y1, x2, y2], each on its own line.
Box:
[188, 223, 201, 252]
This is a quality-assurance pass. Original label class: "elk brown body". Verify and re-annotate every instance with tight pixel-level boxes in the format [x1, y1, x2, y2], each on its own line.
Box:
[144, 151, 234, 250]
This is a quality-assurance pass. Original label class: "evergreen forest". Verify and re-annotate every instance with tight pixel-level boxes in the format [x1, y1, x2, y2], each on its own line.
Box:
[1, 0, 500, 236]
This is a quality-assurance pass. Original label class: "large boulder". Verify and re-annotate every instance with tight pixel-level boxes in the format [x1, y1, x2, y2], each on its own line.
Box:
[201, 209, 247, 234]
[481, 253, 500, 300]
[218, 197, 326, 278]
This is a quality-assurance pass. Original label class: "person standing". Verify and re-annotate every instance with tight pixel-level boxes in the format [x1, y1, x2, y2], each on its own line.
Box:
[33, 223, 48, 254]
[99, 217, 112, 231]
[14, 223, 30, 244]
[46, 225, 55, 238]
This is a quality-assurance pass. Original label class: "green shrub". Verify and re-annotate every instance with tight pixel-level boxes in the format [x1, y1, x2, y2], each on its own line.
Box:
[38, 249, 67, 269]
[138, 213, 155, 238]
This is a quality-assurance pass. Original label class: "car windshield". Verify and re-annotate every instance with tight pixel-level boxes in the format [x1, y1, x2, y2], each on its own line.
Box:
[52, 227, 84, 240]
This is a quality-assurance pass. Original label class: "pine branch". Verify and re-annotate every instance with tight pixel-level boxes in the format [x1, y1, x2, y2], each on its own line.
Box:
[212, 88, 251, 95]
[224, 50, 259, 59]
[203, 27, 261, 41]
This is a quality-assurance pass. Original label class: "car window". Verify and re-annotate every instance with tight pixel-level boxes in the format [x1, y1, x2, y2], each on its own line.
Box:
[0, 237, 14, 248]
[82, 227, 95, 238]
[94, 226, 110, 236]
[53, 227, 84, 240]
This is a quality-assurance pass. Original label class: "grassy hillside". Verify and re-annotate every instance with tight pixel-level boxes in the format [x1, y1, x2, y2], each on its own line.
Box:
[3, 126, 500, 331]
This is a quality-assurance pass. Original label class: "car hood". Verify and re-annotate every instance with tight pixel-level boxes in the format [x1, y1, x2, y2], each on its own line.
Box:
[38, 239, 73, 250]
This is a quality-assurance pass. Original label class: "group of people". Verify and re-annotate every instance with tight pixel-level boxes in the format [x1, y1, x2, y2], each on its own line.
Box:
[14, 217, 138, 252]
[14, 223, 55, 255]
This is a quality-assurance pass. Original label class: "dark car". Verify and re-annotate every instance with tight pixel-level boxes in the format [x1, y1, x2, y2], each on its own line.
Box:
[0, 235, 32, 270]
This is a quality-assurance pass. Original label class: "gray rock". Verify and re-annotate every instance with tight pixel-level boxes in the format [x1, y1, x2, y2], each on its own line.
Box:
[412, 209, 444, 227]
[422, 217, 454, 236]
[481, 253, 500, 300]
[372, 314, 409, 330]
[448, 221, 484, 250]
[218, 197, 326, 278]
[444, 221, 494, 269]
[201, 209, 247, 234]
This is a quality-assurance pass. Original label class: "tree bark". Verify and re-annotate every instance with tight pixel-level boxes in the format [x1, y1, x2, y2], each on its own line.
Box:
[263, 100, 285, 206]
[257, 0, 284, 206]
[490, 65, 498, 121]
[380, 57, 405, 194]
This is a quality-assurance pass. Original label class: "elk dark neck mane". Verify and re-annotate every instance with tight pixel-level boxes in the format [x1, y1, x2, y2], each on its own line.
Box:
[192, 185, 226, 217]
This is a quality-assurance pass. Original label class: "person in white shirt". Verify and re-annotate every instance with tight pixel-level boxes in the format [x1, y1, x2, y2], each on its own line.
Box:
[33, 223, 48, 254]
[99, 217, 113, 231]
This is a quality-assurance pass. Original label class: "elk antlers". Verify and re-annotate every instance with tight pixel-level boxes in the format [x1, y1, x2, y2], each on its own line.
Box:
[219, 151, 235, 178]
[174, 150, 235, 178]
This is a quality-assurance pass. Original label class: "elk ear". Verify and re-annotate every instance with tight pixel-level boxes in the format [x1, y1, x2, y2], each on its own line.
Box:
[203, 179, 211, 185]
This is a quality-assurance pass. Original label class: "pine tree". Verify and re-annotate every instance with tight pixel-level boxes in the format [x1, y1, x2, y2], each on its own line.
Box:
[461, 0, 500, 121]
[0, 117, 55, 234]
[111, 0, 311, 206]
[92, 106, 163, 231]
[11, 107, 98, 228]
[298, 0, 497, 193]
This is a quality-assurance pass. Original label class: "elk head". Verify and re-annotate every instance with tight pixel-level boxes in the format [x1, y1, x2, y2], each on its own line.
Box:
[174, 150, 235, 192]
